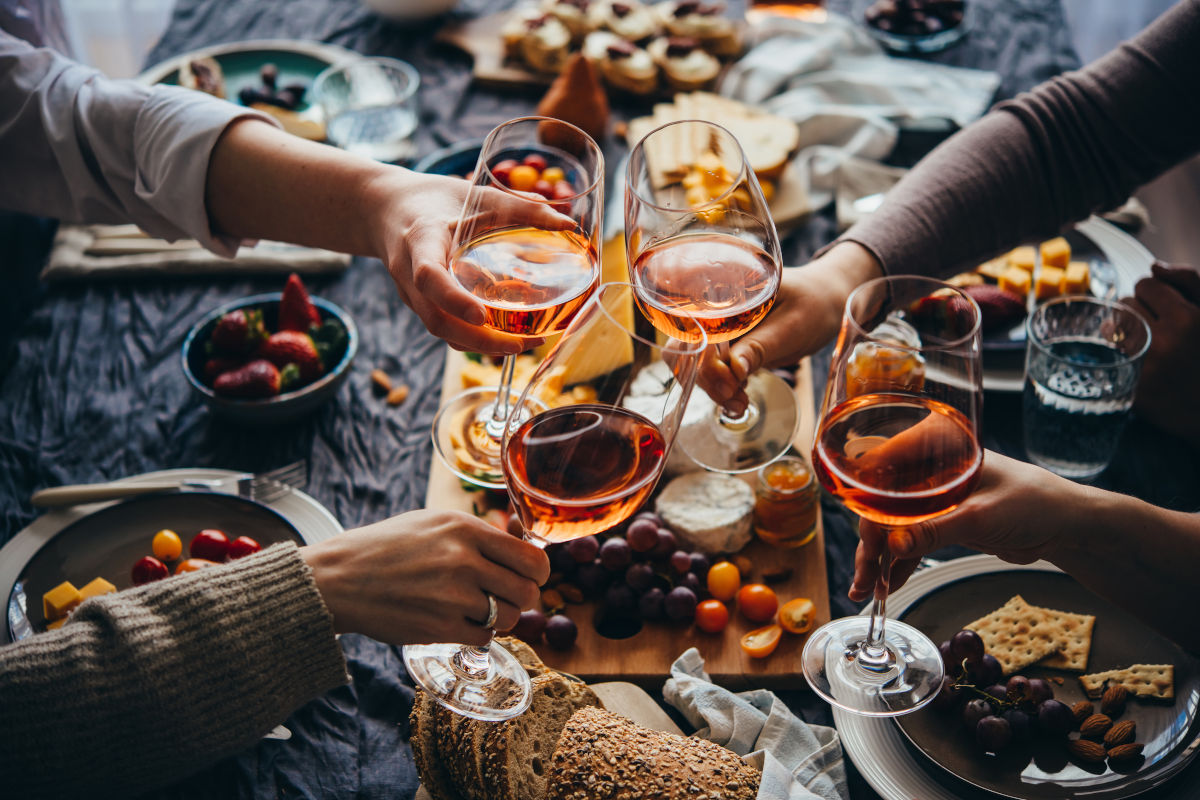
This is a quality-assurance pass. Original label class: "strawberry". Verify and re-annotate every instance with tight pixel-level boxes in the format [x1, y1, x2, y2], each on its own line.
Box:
[278, 273, 322, 332]
[260, 330, 324, 381]
[212, 359, 300, 398]
[210, 308, 267, 355]
[203, 356, 245, 383]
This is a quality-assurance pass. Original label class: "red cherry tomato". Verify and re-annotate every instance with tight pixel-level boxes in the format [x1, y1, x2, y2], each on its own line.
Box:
[532, 179, 555, 199]
[694, 599, 730, 633]
[736, 583, 779, 624]
[522, 153, 548, 172]
[491, 158, 518, 185]
[175, 558, 221, 575]
[551, 179, 576, 200]
[190, 529, 230, 562]
[227, 536, 263, 560]
[131, 556, 169, 586]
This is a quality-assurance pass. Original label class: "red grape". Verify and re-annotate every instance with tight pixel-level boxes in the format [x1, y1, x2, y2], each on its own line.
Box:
[625, 562, 655, 592]
[566, 536, 599, 563]
[544, 614, 577, 650]
[664, 586, 697, 621]
[950, 629, 985, 663]
[625, 519, 659, 553]
[962, 698, 991, 728]
[669, 550, 692, 574]
[976, 715, 1012, 753]
[651, 528, 676, 558]
[510, 609, 546, 643]
[688, 552, 710, 576]
[1027, 677, 1054, 705]
[1002, 708, 1032, 742]
[638, 587, 666, 621]
[599, 537, 632, 570]
[1037, 699, 1074, 737]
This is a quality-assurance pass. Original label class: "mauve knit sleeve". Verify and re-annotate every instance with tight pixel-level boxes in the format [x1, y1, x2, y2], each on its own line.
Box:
[838, 0, 1200, 277]
[0, 543, 348, 799]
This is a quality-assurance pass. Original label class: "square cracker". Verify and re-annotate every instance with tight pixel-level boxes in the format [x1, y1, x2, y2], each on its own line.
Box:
[965, 595, 1069, 675]
[1079, 664, 1175, 700]
[1029, 602, 1096, 671]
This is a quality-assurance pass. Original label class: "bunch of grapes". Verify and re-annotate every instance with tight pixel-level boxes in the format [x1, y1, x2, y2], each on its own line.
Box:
[933, 629, 1073, 754]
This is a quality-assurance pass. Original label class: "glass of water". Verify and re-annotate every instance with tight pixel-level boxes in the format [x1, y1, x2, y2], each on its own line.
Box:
[1023, 296, 1151, 480]
[313, 56, 420, 163]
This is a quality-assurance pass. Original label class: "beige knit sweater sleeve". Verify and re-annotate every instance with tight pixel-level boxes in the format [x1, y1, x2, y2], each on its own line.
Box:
[0, 542, 348, 798]
[839, 0, 1200, 276]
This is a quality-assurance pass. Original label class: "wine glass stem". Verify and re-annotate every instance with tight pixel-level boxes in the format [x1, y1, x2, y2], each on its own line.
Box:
[484, 354, 519, 440]
[453, 640, 495, 679]
[859, 532, 894, 671]
[715, 341, 756, 426]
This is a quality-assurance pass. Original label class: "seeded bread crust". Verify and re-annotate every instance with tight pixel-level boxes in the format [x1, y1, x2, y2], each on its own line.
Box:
[409, 693, 464, 800]
[437, 705, 488, 800]
[547, 706, 760, 800]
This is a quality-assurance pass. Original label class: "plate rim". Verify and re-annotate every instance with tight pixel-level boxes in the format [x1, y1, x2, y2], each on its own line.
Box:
[136, 38, 361, 86]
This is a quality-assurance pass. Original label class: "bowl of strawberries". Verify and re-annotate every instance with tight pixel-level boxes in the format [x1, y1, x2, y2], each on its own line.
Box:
[181, 274, 358, 424]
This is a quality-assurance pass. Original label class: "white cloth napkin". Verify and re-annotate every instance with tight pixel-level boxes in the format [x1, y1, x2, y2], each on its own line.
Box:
[719, 11, 1000, 219]
[663, 648, 848, 800]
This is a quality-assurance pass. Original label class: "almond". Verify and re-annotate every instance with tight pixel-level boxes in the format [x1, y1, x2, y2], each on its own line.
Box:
[1079, 713, 1112, 740]
[386, 384, 410, 406]
[541, 588, 565, 611]
[1071, 701, 1094, 727]
[557, 583, 584, 604]
[1101, 684, 1130, 718]
[1066, 738, 1107, 763]
[370, 368, 392, 395]
[1106, 742, 1144, 764]
[1104, 720, 1136, 748]
[732, 555, 754, 578]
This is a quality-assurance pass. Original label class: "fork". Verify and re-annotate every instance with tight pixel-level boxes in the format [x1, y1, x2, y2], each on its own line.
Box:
[30, 461, 308, 508]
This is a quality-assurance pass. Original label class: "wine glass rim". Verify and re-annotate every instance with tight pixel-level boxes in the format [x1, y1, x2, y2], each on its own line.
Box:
[845, 275, 982, 351]
[477, 116, 604, 202]
[592, 281, 709, 353]
[625, 119, 751, 212]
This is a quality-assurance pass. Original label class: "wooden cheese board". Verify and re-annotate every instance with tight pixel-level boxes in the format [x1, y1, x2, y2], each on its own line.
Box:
[424, 340, 831, 692]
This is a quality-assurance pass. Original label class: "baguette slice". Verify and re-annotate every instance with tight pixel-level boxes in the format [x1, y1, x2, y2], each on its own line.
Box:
[410, 693, 465, 800]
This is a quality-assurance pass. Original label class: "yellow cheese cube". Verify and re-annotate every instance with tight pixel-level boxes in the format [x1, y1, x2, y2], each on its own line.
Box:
[46, 618, 66, 630]
[79, 577, 117, 600]
[948, 272, 984, 288]
[1007, 246, 1037, 272]
[1040, 236, 1071, 269]
[976, 257, 1009, 282]
[999, 266, 1032, 297]
[1064, 261, 1091, 294]
[42, 581, 82, 622]
[1035, 266, 1066, 300]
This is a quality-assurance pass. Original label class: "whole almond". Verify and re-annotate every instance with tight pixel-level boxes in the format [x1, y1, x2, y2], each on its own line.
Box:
[1106, 742, 1144, 764]
[1101, 685, 1130, 718]
[370, 368, 392, 395]
[1104, 720, 1136, 748]
[1079, 713, 1112, 740]
[557, 583, 584, 604]
[732, 554, 754, 579]
[541, 588, 565, 611]
[1067, 738, 1107, 763]
[386, 384, 410, 406]
[1071, 701, 1095, 726]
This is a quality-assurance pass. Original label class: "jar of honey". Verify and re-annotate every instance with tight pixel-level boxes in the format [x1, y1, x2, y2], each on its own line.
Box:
[753, 455, 818, 548]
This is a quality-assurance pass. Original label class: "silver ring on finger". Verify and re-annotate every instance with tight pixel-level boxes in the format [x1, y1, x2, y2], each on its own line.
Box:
[480, 592, 499, 629]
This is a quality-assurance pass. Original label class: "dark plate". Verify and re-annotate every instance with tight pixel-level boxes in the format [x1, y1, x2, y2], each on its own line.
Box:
[413, 138, 484, 177]
[896, 570, 1200, 799]
[8, 493, 304, 641]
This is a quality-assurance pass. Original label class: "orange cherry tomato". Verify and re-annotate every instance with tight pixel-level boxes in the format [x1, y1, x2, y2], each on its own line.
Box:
[507, 165, 540, 192]
[706, 561, 741, 602]
[740, 624, 783, 658]
[694, 599, 730, 633]
[778, 597, 816, 634]
[736, 583, 779, 623]
[174, 558, 220, 575]
[151, 529, 183, 562]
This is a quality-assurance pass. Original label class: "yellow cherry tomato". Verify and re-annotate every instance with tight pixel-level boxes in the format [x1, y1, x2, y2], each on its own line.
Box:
[778, 597, 816, 634]
[540, 166, 566, 185]
[706, 561, 741, 602]
[507, 165, 540, 192]
[152, 529, 183, 562]
[740, 624, 783, 658]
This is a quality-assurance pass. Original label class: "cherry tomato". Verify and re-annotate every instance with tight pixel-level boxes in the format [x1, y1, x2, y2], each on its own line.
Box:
[132, 556, 169, 586]
[151, 528, 182, 562]
[736, 583, 779, 623]
[740, 624, 783, 658]
[190, 529, 230, 562]
[778, 597, 816, 634]
[540, 166, 565, 184]
[227, 536, 262, 560]
[490, 158, 518, 185]
[551, 180, 576, 201]
[706, 561, 741, 601]
[694, 599, 730, 633]
[507, 165, 540, 192]
[175, 558, 221, 575]
[532, 179, 555, 199]
[522, 153, 548, 172]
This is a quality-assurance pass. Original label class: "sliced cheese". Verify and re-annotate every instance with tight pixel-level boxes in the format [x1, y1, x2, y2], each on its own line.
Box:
[554, 282, 635, 384]
[655, 472, 754, 555]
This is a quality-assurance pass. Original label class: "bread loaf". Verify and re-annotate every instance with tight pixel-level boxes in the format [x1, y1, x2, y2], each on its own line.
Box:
[410, 693, 465, 800]
[547, 706, 760, 800]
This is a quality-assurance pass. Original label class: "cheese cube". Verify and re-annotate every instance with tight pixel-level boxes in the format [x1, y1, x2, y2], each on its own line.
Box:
[1040, 236, 1071, 269]
[976, 257, 1009, 282]
[46, 618, 66, 630]
[1007, 246, 1037, 272]
[999, 266, 1032, 297]
[1064, 261, 1091, 294]
[1035, 266, 1066, 300]
[79, 577, 117, 600]
[42, 581, 82, 621]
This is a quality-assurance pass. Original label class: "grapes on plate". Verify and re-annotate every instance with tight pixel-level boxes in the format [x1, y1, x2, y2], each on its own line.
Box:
[950, 629, 985, 664]
[976, 715, 1012, 753]
[962, 698, 992, 729]
[1037, 699, 1074, 737]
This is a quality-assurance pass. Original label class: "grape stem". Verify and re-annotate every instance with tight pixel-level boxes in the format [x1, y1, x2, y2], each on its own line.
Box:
[951, 659, 1017, 711]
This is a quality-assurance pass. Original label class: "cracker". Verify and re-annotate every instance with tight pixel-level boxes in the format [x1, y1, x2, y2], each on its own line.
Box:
[1028, 602, 1096, 671]
[965, 595, 1068, 675]
[1079, 664, 1175, 700]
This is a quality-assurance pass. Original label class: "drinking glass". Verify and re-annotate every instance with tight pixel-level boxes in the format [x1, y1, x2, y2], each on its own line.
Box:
[803, 276, 983, 716]
[625, 119, 797, 474]
[406, 283, 705, 721]
[1023, 296, 1150, 480]
[432, 117, 604, 490]
[313, 57, 421, 163]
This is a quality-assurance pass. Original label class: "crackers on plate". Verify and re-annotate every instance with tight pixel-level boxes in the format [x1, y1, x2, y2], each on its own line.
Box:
[966, 594, 1095, 675]
[1080, 664, 1175, 701]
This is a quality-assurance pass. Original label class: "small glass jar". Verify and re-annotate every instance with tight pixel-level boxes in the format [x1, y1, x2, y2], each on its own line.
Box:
[754, 455, 818, 548]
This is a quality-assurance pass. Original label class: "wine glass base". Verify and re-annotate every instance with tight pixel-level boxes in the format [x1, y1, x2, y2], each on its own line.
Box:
[801, 616, 944, 716]
[431, 385, 522, 490]
[403, 642, 533, 721]
[678, 369, 799, 473]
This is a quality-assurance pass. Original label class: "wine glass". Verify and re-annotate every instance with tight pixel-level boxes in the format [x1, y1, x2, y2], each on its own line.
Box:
[625, 119, 798, 474]
[406, 282, 706, 721]
[432, 117, 604, 490]
[803, 275, 983, 716]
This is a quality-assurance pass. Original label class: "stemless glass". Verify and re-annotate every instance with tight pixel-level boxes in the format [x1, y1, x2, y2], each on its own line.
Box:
[625, 119, 797, 474]
[406, 283, 705, 721]
[803, 276, 983, 716]
[432, 117, 604, 490]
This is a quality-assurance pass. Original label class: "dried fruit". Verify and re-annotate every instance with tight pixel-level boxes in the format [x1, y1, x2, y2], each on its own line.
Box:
[371, 369, 392, 395]
[1070, 701, 1094, 727]
[761, 565, 793, 584]
[1101, 684, 1130, 718]
[1104, 720, 1136, 748]
[1106, 742, 1144, 764]
[1079, 714, 1112, 740]
[1066, 738, 1107, 763]
[557, 583, 584, 604]
[541, 588, 565, 611]
[387, 384, 410, 406]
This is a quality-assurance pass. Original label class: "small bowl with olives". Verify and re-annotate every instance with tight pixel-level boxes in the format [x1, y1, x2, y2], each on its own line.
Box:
[861, 0, 969, 54]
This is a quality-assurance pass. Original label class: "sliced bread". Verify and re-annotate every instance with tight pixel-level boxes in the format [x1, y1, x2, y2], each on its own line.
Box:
[409, 693, 465, 800]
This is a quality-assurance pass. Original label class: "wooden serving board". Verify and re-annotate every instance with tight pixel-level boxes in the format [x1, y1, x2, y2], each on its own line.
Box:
[435, 12, 558, 91]
[425, 339, 831, 691]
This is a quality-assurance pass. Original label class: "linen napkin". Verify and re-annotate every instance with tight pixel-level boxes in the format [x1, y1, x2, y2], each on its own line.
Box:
[663, 648, 848, 800]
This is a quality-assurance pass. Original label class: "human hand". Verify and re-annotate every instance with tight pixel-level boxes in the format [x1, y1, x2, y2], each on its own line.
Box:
[301, 509, 550, 646]
[699, 242, 882, 415]
[1123, 261, 1200, 447]
[848, 451, 1083, 603]
[368, 169, 575, 355]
